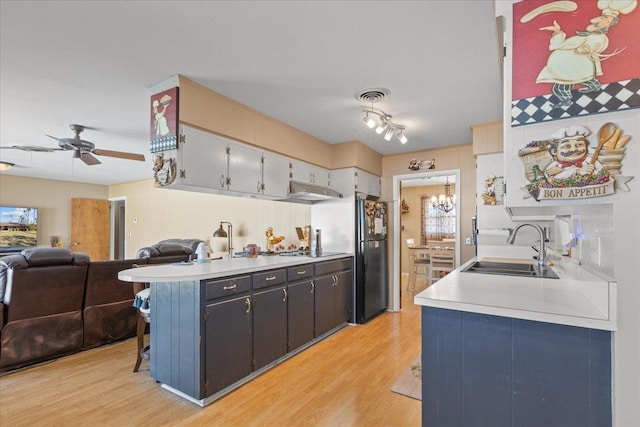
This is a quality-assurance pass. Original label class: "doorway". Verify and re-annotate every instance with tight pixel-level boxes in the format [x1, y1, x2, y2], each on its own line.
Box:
[109, 198, 126, 260]
[391, 169, 461, 312]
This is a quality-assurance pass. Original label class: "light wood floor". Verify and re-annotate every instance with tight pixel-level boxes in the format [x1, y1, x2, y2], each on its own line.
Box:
[0, 282, 422, 427]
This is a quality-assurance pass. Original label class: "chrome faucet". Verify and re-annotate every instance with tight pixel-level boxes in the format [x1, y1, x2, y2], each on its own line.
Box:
[507, 224, 549, 267]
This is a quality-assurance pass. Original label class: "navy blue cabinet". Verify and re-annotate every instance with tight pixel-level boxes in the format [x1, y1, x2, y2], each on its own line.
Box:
[422, 307, 611, 427]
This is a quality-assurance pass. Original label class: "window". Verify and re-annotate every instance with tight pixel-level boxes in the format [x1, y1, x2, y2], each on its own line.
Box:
[420, 195, 455, 244]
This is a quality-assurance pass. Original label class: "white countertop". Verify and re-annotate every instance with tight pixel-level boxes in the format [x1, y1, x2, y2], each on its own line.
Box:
[118, 253, 352, 282]
[414, 257, 616, 331]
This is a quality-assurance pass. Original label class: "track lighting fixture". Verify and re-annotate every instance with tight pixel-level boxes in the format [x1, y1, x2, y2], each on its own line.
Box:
[361, 107, 408, 144]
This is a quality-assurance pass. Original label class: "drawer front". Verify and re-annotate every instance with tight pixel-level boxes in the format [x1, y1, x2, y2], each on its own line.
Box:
[287, 264, 313, 281]
[314, 257, 352, 276]
[205, 275, 251, 300]
[253, 269, 287, 290]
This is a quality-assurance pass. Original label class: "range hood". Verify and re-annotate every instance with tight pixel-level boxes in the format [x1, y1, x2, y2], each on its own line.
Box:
[286, 180, 343, 203]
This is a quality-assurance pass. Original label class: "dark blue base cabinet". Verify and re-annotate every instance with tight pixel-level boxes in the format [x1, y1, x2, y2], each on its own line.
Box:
[150, 257, 352, 406]
[421, 307, 612, 427]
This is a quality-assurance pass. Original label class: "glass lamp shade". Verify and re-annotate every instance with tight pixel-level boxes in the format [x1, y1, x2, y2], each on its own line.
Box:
[363, 114, 376, 128]
[375, 122, 388, 134]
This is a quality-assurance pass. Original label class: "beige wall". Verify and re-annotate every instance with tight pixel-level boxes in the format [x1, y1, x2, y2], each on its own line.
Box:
[176, 75, 382, 173]
[0, 175, 108, 249]
[109, 179, 310, 258]
[381, 143, 476, 265]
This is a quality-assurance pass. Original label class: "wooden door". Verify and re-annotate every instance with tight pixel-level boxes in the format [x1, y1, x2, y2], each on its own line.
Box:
[71, 198, 110, 261]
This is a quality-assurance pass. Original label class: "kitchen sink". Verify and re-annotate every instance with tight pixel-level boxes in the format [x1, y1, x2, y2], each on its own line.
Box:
[461, 261, 559, 279]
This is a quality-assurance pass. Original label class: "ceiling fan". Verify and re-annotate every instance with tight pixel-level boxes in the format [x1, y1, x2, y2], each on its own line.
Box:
[0, 124, 146, 166]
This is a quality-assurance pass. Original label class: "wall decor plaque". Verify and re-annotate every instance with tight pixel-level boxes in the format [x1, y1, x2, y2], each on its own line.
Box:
[150, 87, 179, 153]
[511, 0, 640, 126]
[518, 123, 633, 200]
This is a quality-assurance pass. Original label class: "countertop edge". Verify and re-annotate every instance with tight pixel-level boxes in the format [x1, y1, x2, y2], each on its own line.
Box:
[413, 257, 616, 332]
[118, 253, 353, 282]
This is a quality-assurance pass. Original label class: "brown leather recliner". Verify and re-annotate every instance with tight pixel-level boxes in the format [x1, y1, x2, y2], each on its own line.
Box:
[82, 258, 148, 350]
[0, 248, 90, 371]
[136, 242, 196, 264]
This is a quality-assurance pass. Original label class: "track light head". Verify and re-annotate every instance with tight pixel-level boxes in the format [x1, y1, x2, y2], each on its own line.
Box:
[397, 131, 408, 144]
[363, 113, 376, 129]
[384, 127, 394, 141]
[375, 120, 388, 134]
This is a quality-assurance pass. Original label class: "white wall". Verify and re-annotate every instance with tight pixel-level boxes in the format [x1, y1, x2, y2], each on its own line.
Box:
[497, 2, 640, 425]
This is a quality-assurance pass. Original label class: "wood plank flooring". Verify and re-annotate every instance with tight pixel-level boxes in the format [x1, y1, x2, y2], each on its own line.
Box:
[0, 284, 422, 427]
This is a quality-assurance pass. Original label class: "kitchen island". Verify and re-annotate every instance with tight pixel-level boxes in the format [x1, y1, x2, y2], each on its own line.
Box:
[414, 257, 615, 427]
[119, 253, 353, 406]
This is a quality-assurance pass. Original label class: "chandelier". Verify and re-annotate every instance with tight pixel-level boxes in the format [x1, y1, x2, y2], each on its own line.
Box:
[431, 178, 456, 213]
[362, 107, 408, 144]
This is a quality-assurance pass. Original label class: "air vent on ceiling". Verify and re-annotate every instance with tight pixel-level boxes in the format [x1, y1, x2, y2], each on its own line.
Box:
[355, 88, 391, 104]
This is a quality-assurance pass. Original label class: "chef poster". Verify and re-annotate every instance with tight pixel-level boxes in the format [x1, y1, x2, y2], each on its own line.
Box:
[511, 0, 640, 126]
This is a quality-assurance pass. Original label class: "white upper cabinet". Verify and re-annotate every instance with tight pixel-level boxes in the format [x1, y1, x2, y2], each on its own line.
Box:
[330, 167, 381, 198]
[261, 151, 290, 199]
[227, 142, 263, 196]
[289, 160, 330, 187]
[179, 125, 228, 189]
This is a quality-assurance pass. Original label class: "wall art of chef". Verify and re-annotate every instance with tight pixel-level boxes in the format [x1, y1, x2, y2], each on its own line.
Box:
[518, 123, 633, 200]
[149, 87, 179, 153]
[511, 0, 640, 126]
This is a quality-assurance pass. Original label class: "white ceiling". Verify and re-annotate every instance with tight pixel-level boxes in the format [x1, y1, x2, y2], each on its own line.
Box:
[0, 1, 502, 186]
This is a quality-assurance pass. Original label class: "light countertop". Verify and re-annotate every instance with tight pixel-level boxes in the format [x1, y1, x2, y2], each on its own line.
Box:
[118, 253, 352, 283]
[414, 257, 616, 331]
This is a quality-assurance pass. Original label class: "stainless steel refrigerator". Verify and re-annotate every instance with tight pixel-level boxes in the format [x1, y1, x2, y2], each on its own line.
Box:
[354, 198, 388, 323]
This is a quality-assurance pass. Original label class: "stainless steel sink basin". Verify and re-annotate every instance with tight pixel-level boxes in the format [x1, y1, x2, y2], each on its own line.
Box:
[461, 261, 559, 279]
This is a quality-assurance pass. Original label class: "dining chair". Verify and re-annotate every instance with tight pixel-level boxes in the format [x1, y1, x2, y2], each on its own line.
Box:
[407, 239, 430, 293]
[429, 246, 455, 283]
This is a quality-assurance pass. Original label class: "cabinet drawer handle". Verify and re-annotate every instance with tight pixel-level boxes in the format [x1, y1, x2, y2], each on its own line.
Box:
[282, 288, 288, 302]
[223, 284, 237, 291]
[297, 270, 306, 275]
[265, 276, 277, 281]
[245, 298, 251, 313]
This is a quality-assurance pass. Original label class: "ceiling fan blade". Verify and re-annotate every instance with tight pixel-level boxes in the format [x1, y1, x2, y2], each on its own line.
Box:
[80, 152, 101, 166]
[93, 148, 145, 162]
[1, 145, 63, 152]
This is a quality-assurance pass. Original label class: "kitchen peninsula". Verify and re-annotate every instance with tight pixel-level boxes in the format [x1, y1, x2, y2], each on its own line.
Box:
[414, 258, 615, 427]
[119, 253, 353, 406]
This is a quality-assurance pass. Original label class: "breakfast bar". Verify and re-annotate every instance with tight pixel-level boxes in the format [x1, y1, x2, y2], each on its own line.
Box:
[414, 258, 616, 427]
[119, 253, 353, 406]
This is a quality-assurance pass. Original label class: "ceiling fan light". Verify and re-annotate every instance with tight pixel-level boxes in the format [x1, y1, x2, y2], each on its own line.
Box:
[397, 131, 408, 144]
[384, 128, 394, 141]
[0, 161, 15, 171]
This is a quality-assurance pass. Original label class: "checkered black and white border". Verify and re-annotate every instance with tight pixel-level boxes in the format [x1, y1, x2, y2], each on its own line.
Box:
[511, 78, 640, 127]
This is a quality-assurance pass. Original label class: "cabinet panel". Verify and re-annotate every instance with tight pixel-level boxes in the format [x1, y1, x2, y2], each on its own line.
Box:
[314, 275, 335, 337]
[333, 270, 352, 325]
[290, 159, 329, 187]
[287, 280, 314, 351]
[253, 286, 288, 370]
[205, 295, 253, 396]
[253, 269, 287, 290]
[356, 169, 381, 198]
[228, 142, 263, 195]
[262, 151, 290, 199]
[421, 307, 612, 427]
[205, 275, 251, 300]
[287, 264, 313, 281]
[180, 126, 228, 189]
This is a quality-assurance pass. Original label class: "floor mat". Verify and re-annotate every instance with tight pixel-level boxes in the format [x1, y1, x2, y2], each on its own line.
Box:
[390, 354, 421, 400]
